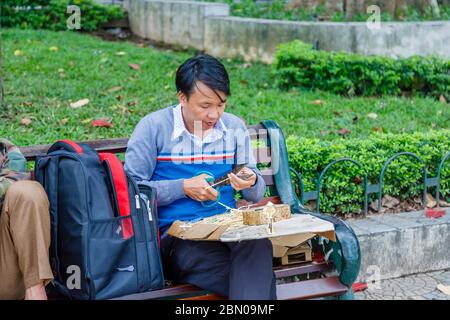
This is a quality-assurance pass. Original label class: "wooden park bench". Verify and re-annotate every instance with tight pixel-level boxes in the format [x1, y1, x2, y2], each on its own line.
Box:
[20, 120, 361, 300]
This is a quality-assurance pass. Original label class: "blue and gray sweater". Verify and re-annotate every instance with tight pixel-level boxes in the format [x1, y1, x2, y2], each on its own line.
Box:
[124, 105, 266, 233]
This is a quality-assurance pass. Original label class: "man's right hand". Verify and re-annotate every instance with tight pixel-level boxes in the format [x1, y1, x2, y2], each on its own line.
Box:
[183, 174, 219, 202]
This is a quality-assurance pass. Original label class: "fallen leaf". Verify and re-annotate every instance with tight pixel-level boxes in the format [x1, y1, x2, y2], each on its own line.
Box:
[107, 86, 122, 93]
[20, 118, 32, 126]
[439, 95, 447, 104]
[49, 46, 58, 52]
[14, 50, 24, 56]
[352, 176, 363, 184]
[337, 128, 351, 135]
[128, 63, 140, 70]
[164, 85, 170, 90]
[126, 101, 136, 107]
[439, 199, 450, 207]
[21, 101, 33, 107]
[81, 118, 93, 124]
[115, 51, 127, 56]
[437, 284, 450, 296]
[58, 68, 64, 73]
[310, 100, 323, 105]
[70, 98, 89, 108]
[116, 95, 123, 101]
[425, 208, 445, 219]
[117, 106, 130, 115]
[426, 193, 437, 208]
[91, 118, 113, 128]
[352, 282, 368, 293]
[59, 118, 69, 126]
[372, 126, 384, 133]
[367, 112, 378, 119]
[382, 195, 400, 209]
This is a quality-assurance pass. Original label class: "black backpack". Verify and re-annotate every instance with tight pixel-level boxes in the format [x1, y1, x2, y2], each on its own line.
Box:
[35, 139, 164, 299]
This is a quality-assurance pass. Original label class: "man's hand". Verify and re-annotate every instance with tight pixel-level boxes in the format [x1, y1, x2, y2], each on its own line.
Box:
[228, 167, 256, 191]
[183, 173, 219, 202]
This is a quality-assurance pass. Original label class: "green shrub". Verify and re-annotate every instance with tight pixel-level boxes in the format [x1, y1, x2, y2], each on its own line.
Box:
[0, 0, 124, 31]
[286, 130, 450, 215]
[274, 40, 450, 99]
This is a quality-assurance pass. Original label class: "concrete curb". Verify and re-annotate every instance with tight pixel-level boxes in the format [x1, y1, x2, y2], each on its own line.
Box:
[347, 208, 450, 282]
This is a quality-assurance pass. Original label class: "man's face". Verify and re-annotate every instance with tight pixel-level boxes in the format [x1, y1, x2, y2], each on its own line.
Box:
[178, 81, 227, 133]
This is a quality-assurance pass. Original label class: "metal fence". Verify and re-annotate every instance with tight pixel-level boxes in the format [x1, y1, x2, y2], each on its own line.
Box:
[290, 151, 450, 214]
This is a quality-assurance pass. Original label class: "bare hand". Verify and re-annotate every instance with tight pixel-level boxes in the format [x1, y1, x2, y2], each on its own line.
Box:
[183, 173, 219, 202]
[228, 167, 257, 191]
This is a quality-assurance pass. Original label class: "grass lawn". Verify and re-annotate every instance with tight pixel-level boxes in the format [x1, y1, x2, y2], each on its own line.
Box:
[1, 29, 449, 147]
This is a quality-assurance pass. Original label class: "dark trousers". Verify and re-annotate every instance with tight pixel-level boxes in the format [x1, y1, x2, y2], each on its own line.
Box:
[160, 234, 277, 300]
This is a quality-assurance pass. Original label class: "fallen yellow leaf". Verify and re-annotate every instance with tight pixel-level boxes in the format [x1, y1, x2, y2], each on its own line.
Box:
[437, 284, 450, 296]
[49, 46, 59, 52]
[14, 50, 24, 56]
[367, 112, 378, 119]
[70, 99, 90, 108]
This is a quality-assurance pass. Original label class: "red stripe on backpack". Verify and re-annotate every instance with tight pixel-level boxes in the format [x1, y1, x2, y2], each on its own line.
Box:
[99, 153, 134, 239]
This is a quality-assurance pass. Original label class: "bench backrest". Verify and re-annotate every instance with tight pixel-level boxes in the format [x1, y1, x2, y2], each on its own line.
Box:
[19, 121, 298, 208]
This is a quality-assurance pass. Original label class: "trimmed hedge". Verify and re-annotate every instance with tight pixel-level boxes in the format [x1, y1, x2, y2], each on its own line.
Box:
[274, 40, 450, 100]
[286, 130, 450, 215]
[0, 0, 124, 32]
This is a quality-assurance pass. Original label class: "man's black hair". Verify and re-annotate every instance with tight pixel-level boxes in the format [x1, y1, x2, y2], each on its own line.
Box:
[175, 54, 230, 102]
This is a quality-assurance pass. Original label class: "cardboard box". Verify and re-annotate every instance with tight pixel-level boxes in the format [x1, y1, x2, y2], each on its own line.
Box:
[278, 243, 312, 265]
[167, 212, 336, 247]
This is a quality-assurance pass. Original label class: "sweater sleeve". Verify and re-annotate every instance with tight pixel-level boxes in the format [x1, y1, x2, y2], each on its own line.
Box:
[234, 120, 266, 203]
[124, 117, 186, 206]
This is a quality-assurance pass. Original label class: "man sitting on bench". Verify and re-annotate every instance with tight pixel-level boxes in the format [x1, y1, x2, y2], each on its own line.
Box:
[0, 139, 53, 300]
[125, 54, 277, 300]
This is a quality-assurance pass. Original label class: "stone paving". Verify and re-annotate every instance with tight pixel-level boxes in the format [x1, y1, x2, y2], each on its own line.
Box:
[355, 269, 450, 300]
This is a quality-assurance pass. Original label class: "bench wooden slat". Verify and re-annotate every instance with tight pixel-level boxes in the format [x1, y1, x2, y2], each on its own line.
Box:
[20, 138, 129, 161]
[273, 261, 331, 278]
[110, 284, 208, 300]
[261, 168, 274, 186]
[113, 273, 344, 301]
[21, 140, 272, 163]
[253, 146, 271, 164]
[276, 276, 348, 300]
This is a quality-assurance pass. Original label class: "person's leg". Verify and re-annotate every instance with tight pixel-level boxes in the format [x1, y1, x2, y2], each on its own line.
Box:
[226, 238, 277, 300]
[0, 181, 53, 300]
[160, 234, 231, 296]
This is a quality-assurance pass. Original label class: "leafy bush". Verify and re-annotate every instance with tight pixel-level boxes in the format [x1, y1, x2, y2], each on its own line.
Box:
[0, 0, 124, 31]
[274, 40, 450, 99]
[286, 130, 450, 215]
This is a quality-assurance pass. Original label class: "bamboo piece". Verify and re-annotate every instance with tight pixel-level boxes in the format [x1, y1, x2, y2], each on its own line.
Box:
[242, 203, 291, 225]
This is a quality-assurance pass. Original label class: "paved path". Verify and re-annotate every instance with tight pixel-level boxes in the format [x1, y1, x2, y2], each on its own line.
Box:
[355, 269, 450, 300]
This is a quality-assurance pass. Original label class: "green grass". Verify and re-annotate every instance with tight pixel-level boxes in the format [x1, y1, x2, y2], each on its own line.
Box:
[1, 29, 449, 147]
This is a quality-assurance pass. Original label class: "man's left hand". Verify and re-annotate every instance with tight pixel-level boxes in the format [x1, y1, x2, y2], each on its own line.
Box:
[228, 167, 256, 191]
